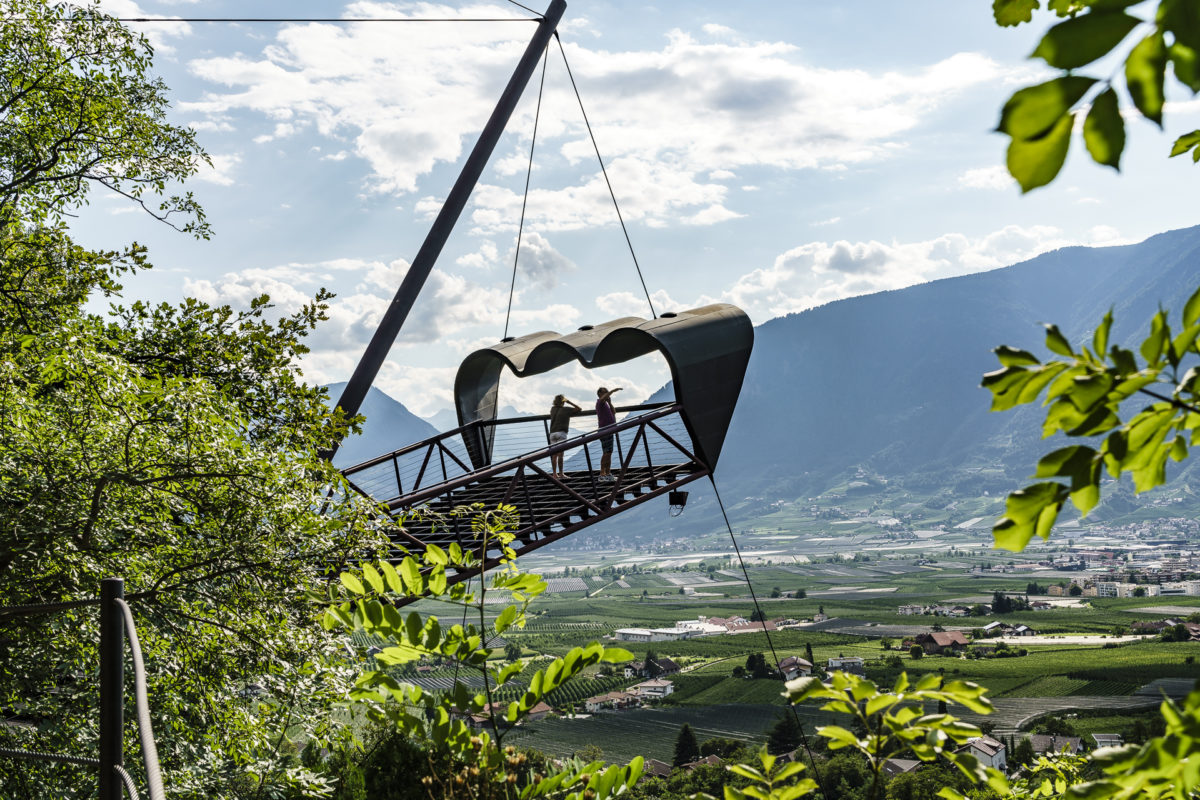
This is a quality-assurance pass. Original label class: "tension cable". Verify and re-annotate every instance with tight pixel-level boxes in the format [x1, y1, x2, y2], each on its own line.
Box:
[554, 33, 657, 320]
[710, 477, 830, 799]
[503, 44, 550, 340]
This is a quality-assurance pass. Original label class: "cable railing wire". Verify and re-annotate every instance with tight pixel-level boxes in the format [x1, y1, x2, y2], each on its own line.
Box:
[114, 599, 165, 800]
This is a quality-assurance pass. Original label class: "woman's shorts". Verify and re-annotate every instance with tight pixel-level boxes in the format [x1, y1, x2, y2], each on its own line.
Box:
[549, 431, 568, 444]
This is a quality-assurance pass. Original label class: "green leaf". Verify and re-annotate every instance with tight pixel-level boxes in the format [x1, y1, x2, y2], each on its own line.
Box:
[339, 572, 365, 595]
[380, 560, 403, 593]
[1083, 87, 1125, 169]
[1160, 0, 1200, 53]
[399, 556, 421, 594]
[1007, 112, 1075, 193]
[1044, 323, 1075, 357]
[1126, 31, 1168, 127]
[994, 482, 1068, 551]
[1184, 285, 1200, 327]
[998, 76, 1096, 140]
[1169, 43, 1200, 92]
[817, 725, 861, 751]
[1032, 11, 1140, 69]
[1141, 309, 1170, 364]
[601, 647, 634, 663]
[994, 0, 1040, 26]
[994, 345, 1041, 366]
[362, 563, 384, 594]
[1093, 308, 1113, 356]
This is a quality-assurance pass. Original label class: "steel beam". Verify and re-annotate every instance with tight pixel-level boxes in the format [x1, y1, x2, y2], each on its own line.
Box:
[329, 0, 568, 459]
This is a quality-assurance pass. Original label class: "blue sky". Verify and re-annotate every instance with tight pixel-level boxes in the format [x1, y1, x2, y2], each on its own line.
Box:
[75, 0, 1200, 421]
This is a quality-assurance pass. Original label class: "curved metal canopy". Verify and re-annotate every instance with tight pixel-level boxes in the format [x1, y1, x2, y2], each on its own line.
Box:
[454, 303, 753, 471]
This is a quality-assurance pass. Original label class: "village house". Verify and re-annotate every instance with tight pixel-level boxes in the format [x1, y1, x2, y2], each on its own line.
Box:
[915, 630, 969, 655]
[643, 759, 673, 778]
[957, 736, 1006, 771]
[624, 657, 682, 678]
[1030, 734, 1084, 755]
[779, 656, 813, 680]
[897, 604, 926, 615]
[982, 621, 1012, 636]
[630, 678, 675, 699]
[1012, 624, 1037, 636]
[1092, 733, 1124, 748]
[1029, 601, 1053, 611]
[826, 656, 865, 675]
[881, 759, 922, 778]
[584, 691, 640, 713]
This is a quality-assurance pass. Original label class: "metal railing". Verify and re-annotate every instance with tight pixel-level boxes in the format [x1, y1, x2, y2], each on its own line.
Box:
[343, 401, 680, 505]
[0, 578, 165, 800]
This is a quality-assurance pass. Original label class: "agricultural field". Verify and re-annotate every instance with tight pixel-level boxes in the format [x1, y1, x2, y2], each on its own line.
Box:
[503, 704, 829, 763]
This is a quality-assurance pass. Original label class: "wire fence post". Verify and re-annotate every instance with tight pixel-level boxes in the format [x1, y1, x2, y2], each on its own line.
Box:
[99, 578, 124, 800]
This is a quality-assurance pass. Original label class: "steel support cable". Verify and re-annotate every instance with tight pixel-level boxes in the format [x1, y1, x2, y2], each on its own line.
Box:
[0, 597, 103, 617]
[113, 599, 165, 800]
[709, 477, 830, 800]
[0, 746, 101, 766]
[81, 16, 539, 23]
[553, 33, 657, 320]
[114, 764, 142, 800]
[503, 0, 544, 17]
[503, 44, 551, 340]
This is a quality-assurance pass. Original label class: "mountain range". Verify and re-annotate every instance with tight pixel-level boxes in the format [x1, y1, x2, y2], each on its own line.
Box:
[331, 224, 1200, 532]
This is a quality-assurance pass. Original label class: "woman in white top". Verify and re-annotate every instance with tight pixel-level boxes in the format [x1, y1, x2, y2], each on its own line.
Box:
[548, 394, 581, 476]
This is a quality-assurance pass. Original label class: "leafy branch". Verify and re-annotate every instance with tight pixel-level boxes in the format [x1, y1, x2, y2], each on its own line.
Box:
[982, 284, 1200, 550]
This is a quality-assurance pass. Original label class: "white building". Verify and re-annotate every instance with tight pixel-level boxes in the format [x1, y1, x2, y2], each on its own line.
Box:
[959, 736, 1006, 771]
[897, 604, 926, 615]
[675, 617, 731, 636]
[613, 627, 691, 642]
[630, 679, 674, 699]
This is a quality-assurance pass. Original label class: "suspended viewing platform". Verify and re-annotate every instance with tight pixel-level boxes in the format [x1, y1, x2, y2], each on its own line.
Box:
[341, 305, 753, 603]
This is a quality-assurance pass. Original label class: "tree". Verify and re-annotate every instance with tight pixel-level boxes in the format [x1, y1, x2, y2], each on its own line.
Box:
[504, 641, 522, 661]
[795, 588, 807, 598]
[767, 712, 803, 755]
[1070, 584, 1084, 597]
[673, 723, 700, 767]
[909, 644, 924, 660]
[991, 1, 1200, 191]
[881, 637, 894, 651]
[750, 607, 767, 622]
[805, 642, 816, 666]
[645, 648, 660, 677]
[1134, 586, 1147, 597]
[0, 4, 385, 797]
[770, 586, 782, 598]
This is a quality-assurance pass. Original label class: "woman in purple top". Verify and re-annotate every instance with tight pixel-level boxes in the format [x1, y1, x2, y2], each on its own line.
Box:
[595, 386, 621, 480]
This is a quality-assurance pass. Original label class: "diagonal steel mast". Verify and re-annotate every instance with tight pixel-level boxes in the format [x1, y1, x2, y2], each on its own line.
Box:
[327, 0, 567, 459]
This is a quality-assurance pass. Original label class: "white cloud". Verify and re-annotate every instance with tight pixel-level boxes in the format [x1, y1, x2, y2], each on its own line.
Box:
[959, 165, 1016, 191]
[457, 240, 500, 269]
[510, 232, 576, 290]
[97, 0, 191, 53]
[183, 6, 1013, 231]
[812, 216, 841, 226]
[595, 289, 693, 318]
[723, 224, 1089, 322]
[193, 153, 242, 186]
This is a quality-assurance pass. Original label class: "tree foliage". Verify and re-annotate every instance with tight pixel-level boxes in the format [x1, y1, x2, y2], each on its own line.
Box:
[992, 0, 1200, 190]
[0, 3, 383, 797]
[982, 286, 1200, 550]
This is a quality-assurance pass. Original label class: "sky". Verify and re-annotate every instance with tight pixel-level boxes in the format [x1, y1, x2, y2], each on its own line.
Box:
[74, 0, 1200, 424]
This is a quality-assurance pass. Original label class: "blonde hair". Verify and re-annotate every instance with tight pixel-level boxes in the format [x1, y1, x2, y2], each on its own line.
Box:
[553, 394, 565, 406]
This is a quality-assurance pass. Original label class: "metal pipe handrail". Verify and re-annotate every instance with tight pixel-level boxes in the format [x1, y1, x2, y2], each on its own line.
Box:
[342, 401, 673, 474]
[385, 402, 686, 508]
[114, 599, 164, 800]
